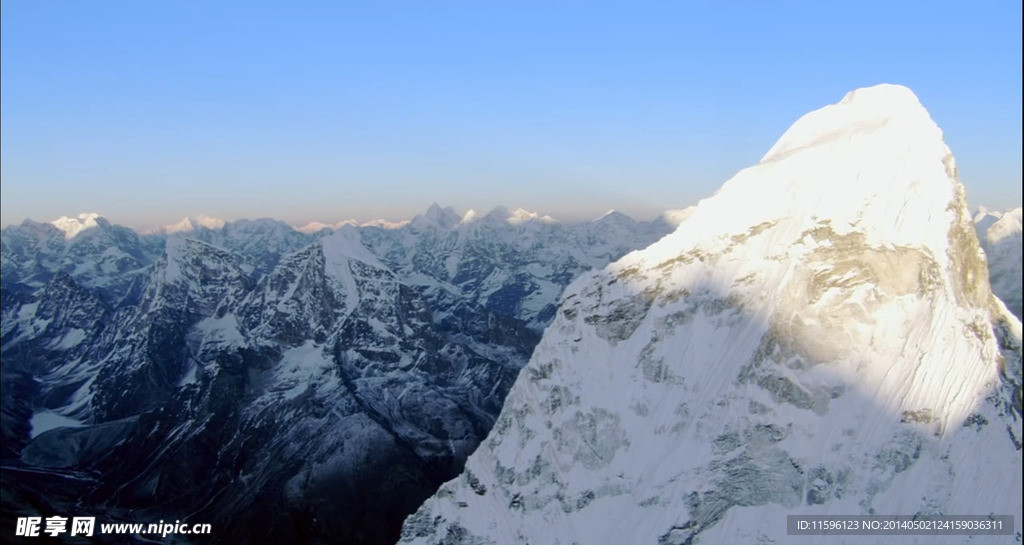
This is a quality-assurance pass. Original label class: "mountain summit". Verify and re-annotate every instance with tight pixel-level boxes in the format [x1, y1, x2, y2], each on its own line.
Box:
[50, 212, 105, 239]
[400, 84, 1022, 544]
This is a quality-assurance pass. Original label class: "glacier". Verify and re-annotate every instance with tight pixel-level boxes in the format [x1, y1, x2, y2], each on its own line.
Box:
[399, 84, 1023, 545]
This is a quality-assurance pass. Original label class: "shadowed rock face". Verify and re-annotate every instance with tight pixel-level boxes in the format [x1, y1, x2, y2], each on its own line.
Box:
[399, 85, 1023, 545]
[0, 209, 668, 544]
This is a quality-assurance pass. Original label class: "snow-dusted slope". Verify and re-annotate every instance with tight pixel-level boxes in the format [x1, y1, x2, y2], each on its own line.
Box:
[976, 207, 1022, 319]
[400, 84, 1023, 544]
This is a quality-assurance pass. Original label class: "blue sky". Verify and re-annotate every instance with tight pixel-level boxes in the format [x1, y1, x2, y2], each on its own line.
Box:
[2, 1, 1021, 228]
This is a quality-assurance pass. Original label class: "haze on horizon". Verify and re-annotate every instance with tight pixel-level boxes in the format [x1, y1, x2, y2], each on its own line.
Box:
[2, 1, 1021, 229]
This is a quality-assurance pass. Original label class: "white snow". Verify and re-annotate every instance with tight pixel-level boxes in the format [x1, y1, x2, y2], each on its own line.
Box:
[163, 214, 226, 233]
[17, 303, 38, 321]
[360, 218, 409, 229]
[178, 363, 198, 387]
[984, 206, 1021, 245]
[321, 226, 385, 268]
[295, 219, 359, 233]
[194, 314, 246, 349]
[160, 236, 187, 284]
[30, 410, 84, 438]
[507, 208, 558, 225]
[51, 328, 86, 349]
[320, 225, 387, 313]
[50, 212, 102, 239]
[973, 205, 1003, 233]
[268, 341, 338, 400]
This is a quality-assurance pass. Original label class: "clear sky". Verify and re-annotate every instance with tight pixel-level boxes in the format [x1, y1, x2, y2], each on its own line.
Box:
[2, 1, 1021, 229]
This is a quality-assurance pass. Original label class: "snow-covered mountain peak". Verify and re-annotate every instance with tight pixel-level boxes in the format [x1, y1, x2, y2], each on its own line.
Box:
[295, 221, 331, 234]
[295, 220, 340, 233]
[986, 206, 1022, 244]
[839, 81, 922, 107]
[400, 85, 1021, 545]
[477, 205, 558, 226]
[641, 83, 964, 278]
[508, 207, 557, 225]
[320, 225, 384, 270]
[50, 212, 105, 239]
[143, 236, 251, 320]
[762, 83, 936, 164]
[482, 205, 511, 222]
[295, 219, 400, 233]
[973, 206, 1003, 234]
[361, 218, 409, 229]
[162, 214, 226, 233]
[592, 209, 633, 224]
[163, 217, 193, 233]
[411, 203, 462, 230]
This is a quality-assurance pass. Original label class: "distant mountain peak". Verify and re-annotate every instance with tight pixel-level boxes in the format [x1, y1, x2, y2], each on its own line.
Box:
[480, 205, 557, 226]
[411, 203, 462, 230]
[163, 214, 226, 234]
[425, 202, 460, 223]
[360, 218, 409, 229]
[483, 205, 509, 220]
[295, 220, 349, 234]
[973, 206, 1003, 234]
[986, 206, 1022, 244]
[591, 209, 634, 224]
[508, 207, 557, 225]
[50, 212, 105, 239]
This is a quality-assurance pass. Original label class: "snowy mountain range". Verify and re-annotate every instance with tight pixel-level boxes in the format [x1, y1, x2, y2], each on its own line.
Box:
[975, 206, 1022, 320]
[400, 85, 1022, 544]
[0, 206, 676, 544]
[2, 84, 1020, 545]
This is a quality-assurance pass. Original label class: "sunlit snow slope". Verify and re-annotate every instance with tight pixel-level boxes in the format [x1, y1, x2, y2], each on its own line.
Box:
[400, 84, 1023, 545]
